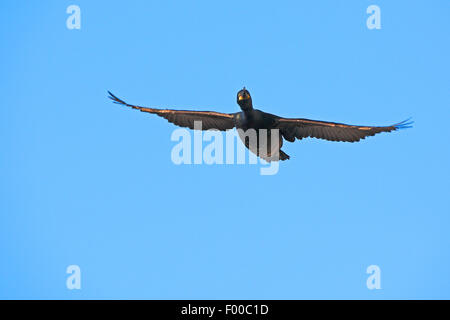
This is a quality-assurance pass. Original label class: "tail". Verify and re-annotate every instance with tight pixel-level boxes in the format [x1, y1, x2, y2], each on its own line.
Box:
[280, 150, 290, 161]
[258, 149, 290, 162]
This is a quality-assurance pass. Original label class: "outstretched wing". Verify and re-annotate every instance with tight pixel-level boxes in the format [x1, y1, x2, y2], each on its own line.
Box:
[108, 91, 236, 131]
[275, 117, 413, 142]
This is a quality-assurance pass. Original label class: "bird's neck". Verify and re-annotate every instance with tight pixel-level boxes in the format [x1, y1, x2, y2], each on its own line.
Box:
[240, 102, 254, 117]
[243, 107, 254, 116]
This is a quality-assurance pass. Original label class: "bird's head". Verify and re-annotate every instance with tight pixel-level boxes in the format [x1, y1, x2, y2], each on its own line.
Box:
[237, 87, 253, 111]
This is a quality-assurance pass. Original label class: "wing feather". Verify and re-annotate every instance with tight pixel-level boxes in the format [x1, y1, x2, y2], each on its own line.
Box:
[108, 91, 236, 131]
[275, 117, 413, 143]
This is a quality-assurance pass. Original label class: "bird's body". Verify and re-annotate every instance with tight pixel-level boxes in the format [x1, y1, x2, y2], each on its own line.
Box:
[234, 108, 289, 161]
[235, 109, 276, 130]
[108, 88, 412, 161]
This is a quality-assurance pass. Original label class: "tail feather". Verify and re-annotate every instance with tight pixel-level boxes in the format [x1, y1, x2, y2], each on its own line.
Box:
[258, 149, 290, 162]
[280, 150, 290, 161]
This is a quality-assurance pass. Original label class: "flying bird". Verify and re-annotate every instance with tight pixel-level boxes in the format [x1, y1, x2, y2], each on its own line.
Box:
[108, 88, 412, 161]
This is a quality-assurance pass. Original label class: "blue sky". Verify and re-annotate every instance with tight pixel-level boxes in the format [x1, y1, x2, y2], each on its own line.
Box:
[1, 0, 449, 299]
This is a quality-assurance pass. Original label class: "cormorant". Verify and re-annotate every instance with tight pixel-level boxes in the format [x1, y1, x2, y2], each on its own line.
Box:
[108, 88, 412, 161]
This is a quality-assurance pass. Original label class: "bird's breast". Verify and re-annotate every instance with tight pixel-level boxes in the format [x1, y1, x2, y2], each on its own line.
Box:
[235, 112, 249, 130]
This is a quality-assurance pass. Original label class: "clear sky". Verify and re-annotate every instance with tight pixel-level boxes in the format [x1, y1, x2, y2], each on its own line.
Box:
[1, 0, 449, 299]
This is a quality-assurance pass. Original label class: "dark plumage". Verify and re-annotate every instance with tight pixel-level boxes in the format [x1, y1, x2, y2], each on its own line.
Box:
[108, 88, 412, 161]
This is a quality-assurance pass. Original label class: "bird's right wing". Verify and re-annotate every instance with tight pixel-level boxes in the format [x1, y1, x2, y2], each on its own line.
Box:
[108, 91, 236, 131]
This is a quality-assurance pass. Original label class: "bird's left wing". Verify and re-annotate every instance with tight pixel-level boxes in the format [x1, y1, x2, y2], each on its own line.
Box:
[274, 117, 413, 142]
[108, 91, 236, 131]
